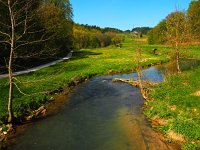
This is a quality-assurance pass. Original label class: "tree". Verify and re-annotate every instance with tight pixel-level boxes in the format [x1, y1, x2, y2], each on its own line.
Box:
[72, 23, 118, 49]
[111, 34, 124, 47]
[0, 0, 39, 123]
[188, 0, 200, 42]
[166, 10, 190, 72]
[148, 20, 167, 45]
[39, 2, 73, 54]
[0, 0, 73, 123]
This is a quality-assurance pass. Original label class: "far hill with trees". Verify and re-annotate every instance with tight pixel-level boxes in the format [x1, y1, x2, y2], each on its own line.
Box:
[132, 27, 152, 35]
[125, 27, 152, 37]
[73, 23, 124, 49]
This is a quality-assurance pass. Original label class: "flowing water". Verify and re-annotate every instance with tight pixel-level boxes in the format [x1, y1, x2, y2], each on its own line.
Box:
[7, 59, 200, 150]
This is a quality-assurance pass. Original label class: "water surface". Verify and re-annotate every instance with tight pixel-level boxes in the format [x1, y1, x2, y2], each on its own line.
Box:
[8, 66, 181, 150]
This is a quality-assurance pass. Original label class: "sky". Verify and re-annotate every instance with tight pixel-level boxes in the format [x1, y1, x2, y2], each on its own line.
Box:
[70, 0, 192, 31]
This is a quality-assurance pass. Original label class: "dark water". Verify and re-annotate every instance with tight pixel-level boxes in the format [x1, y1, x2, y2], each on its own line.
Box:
[8, 59, 200, 150]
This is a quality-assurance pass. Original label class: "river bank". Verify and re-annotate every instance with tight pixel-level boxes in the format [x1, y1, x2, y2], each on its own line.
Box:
[143, 63, 200, 150]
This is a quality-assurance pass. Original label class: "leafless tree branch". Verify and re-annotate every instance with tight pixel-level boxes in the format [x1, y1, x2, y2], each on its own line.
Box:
[13, 82, 49, 96]
[0, 31, 11, 38]
[0, 21, 11, 28]
[0, 0, 8, 7]
[0, 40, 10, 44]
[15, 34, 55, 50]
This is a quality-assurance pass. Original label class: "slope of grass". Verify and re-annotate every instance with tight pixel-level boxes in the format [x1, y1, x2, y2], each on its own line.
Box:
[0, 38, 169, 123]
[144, 63, 200, 149]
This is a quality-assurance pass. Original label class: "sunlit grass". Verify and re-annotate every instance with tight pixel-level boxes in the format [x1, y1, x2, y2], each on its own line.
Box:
[144, 65, 200, 149]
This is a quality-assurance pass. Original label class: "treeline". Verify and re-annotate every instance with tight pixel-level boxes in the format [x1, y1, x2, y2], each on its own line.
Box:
[79, 24, 123, 33]
[132, 27, 152, 35]
[73, 23, 125, 49]
[148, 0, 200, 45]
[125, 27, 152, 35]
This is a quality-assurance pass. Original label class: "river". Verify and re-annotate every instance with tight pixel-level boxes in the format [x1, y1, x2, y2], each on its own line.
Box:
[7, 59, 200, 150]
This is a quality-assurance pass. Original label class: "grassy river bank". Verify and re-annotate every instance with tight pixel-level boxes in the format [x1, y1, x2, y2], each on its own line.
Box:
[143, 63, 200, 149]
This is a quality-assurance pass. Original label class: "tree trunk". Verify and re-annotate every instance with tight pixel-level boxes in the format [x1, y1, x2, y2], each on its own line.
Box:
[7, 0, 14, 123]
[137, 66, 146, 99]
[8, 52, 14, 123]
[176, 48, 181, 73]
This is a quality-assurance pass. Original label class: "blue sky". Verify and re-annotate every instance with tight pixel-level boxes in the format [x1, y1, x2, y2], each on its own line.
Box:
[70, 0, 192, 30]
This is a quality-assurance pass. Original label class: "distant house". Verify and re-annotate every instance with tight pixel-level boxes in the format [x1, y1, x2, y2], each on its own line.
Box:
[132, 31, 141, 38]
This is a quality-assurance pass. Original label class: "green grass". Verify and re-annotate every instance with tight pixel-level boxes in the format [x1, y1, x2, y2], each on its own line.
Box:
[0, 38, 169, 122]
[144, 65, 200, 149]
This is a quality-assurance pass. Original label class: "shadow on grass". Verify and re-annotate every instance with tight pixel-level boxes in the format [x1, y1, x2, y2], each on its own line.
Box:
[3, 50, 102, 79]
[71, 50, 102, 61]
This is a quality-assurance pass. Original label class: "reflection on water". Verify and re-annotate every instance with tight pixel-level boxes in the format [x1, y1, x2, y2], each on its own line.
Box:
[8, 58, 200, 150]
[157, 58, 200, 78]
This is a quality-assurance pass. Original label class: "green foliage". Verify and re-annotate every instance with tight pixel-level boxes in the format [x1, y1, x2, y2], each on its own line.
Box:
[73, 24, 123, 49]
[148, 20, 167, 45]
[182, 143, 199, 150]
[132, 27, 152, 35]
[166, 11, 190, 45]
[147, 30, 155, 45]
[172, 118, 200, 140]
[2, 126, 8, 132]
[111, 34, 124, 47]
[187, 0, 200, 41]
[158, 124, 170, 135]
[149, 1, 200, 45]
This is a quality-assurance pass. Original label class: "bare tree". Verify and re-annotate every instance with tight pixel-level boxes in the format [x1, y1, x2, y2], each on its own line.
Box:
[0, 0, 56, 123]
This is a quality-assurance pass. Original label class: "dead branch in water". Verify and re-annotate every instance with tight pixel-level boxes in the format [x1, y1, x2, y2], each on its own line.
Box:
[112, 78, 160, 99]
